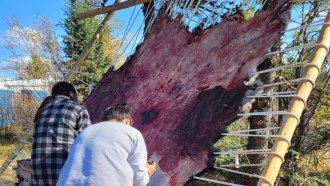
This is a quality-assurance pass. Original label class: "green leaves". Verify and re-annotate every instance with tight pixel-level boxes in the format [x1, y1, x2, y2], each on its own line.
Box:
[62, 0, 121, 96]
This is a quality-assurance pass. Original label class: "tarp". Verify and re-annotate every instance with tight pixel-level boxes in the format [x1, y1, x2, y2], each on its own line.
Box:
[0, 90, 13, 126]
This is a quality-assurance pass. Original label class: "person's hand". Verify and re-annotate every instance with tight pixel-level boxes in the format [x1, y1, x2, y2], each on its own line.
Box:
[146, 161, 156, 176]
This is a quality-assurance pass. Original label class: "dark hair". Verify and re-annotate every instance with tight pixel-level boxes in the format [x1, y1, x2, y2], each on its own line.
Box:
[103, 103, 133, 125]
[51, 81, 78, 103]
[33, 81, 78, 122]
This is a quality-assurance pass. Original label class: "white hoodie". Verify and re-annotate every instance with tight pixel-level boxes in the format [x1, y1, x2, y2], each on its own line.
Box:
[57, 121, 149, 186]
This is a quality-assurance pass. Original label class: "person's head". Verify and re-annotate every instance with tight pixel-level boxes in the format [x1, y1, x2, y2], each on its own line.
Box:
[51, 81, 78, 103]
[33, 81, 78, 123]
[103, 103, 133, 126]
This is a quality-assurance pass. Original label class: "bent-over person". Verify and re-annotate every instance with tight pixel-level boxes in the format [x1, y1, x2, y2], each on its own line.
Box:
[32, 81, 91, 185]
[57, 103, 156, 186]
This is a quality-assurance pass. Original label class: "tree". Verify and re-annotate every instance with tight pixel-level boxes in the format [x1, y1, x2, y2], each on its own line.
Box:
[244, 1, 330, 185]
[62, 0, 121, 95]
[3, 16, 63, 81]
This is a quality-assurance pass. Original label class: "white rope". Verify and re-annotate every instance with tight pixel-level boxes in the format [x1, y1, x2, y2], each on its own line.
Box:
[168, 0, 180, 18]
[241, 0, 250, 9]
[221, 134, 292, 146]
[238, 110, 300, 123]
[144, 8, 157, 34]
[25, 130, 34, 136]
[121, 19, 145, 56]
[181, 0, 194, 22]
[226, 8, 233, 19]
[112, 3, 140, 64]
[222, 133, 288, 139]
[135, 0, 157, 46]
[238, 110, 289, 116]
[214, 149, 272, 155]
[143, 0, 158, 35]
[18, 138, 32, 145]
[119, 4, 143, 56]
[112, 0, 155, 64]
[121, 5, 138, 46]
[178, 0, 190, 19]
[212, 0, 230, 26]
[250, 61, 307, 75]
[247, 94, 298, 98]
[129, 22, 143, 55]
[282, 19, 325, 33]
[25, 145, 31, 156]
[259, 0, 267, 11]
[256, 77, 315, 89]
[248, 91, 308, 109]
[293, 0, 325, 2]
[193, 176, 246, 186]
[125, 8, 142, 40]
[12, 151, 25, 160]
[252, 91, 296, 96]
[0, 178, 17, 185]
[228, 127, 281, 134]
[165, 0, 175, 15]
[172, 0, 184, 19]
[265, 42, 316, 56]
[203, 2, 219, 29]
[217, 164, 264, 168]
[196, 1, 208, 26]
[213, 166, 273, 186]
[185, 0, 203, 26]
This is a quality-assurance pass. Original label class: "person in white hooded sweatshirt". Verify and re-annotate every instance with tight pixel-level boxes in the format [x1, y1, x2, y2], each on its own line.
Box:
[57, 103, 156, 186]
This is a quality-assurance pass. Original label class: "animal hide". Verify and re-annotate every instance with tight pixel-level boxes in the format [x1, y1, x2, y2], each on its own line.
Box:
[84, 1, 292, 185]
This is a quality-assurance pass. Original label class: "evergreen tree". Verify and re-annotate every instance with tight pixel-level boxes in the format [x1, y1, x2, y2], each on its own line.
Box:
[63, 0, 120, 96]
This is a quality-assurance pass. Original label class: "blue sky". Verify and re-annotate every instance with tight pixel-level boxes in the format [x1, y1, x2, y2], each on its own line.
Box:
[0, 1, 327, 79]
[0, 1, 66, 78]
[0, 0, 144, 78]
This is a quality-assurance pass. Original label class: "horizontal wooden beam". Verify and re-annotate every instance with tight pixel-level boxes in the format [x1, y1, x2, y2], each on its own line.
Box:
[76, 0, 152, 20]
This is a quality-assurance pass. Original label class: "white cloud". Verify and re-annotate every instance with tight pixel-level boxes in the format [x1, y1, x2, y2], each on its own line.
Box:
[3, 26, 39, 54]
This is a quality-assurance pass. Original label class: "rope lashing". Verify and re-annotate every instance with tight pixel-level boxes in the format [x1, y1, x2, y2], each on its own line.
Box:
[282, 19, 325, 33]
[213, 166, 274, 186]
[193, 176, 246, 186]
[250, 61, 307, 75]
[228, 127, 281, 134]
[265, 42, 316, 56]
[221, 133, 292, 147]
[237, 110, 300, 124]
[256, 77, 314, 89]
[247, 94, 307, 109]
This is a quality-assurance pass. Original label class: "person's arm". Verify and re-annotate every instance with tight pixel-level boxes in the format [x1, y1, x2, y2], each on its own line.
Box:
[77, 107, 92, 132]
[128, 132, 151, 186]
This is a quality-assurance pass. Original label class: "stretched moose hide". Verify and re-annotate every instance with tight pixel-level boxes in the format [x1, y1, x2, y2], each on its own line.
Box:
[84, 1, 291, 185]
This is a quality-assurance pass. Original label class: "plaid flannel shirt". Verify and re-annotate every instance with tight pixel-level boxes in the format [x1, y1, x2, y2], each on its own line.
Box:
[31, 95, 91, 186]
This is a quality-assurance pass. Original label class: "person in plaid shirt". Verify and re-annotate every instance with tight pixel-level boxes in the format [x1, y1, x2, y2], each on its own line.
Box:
[31, 81, 91, 185]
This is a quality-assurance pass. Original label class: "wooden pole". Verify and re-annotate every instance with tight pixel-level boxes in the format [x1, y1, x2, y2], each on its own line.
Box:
[76, 0, 152, 20]
[257, 11, 330, 186]
[0, 132, 31, 175]
[64, 11, 116, 81]
[0, 1, 119, 178]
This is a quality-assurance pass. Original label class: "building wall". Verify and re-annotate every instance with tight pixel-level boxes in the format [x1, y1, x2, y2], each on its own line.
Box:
[0, 79, 50, 126]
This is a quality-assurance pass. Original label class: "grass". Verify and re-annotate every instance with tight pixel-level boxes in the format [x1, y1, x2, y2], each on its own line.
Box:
[294, 145, 330, 186]
[0, 137, 19, 185]
[0, 136, 31, 185]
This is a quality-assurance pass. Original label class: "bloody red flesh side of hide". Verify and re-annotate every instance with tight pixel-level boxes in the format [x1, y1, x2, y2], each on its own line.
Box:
[84, 1, 291, 185]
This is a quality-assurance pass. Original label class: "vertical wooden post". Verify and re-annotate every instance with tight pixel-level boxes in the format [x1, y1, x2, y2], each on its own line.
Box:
[257, 11, 330, 186]
[0, 1, 120, 178]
